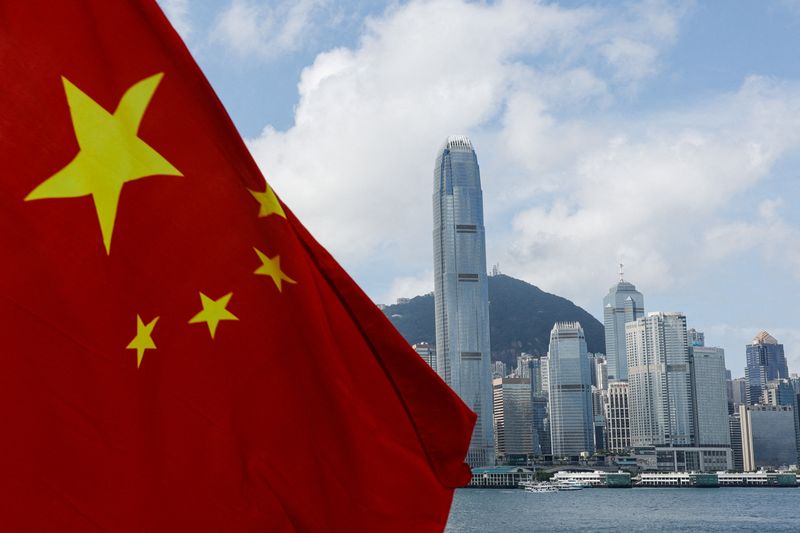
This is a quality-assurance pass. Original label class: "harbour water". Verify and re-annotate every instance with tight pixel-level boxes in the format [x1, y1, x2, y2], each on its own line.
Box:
[446, 488, 800, 532]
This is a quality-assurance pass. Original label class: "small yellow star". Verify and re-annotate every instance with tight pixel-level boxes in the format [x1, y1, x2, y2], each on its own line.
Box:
[188, 292, 239, 339]
[248, 183, 285, 218]
[126, 314, 159, 368]
[254, 247, 297, 291]
[26, 73, 182, 254]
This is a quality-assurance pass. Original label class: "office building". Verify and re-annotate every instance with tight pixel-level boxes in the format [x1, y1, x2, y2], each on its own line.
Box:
[493, 377, 534, 463]
[433, 135, 494, 466]
[594, 355, 608, 390]
[602, 268, 645, 381]
[740, 404, 797, 471]
[529, 356, 549, 456]
[729, 414, 744, 471]
[412, 342, 436, 372]
[626, 312, 694, 447]
[690, 346, 731, 447]
[547, 322, 594, 458]
[605, 380, 631, 452]
[687, 328, 705, 347]
[745, 331, 789, 405]
[730, 377, 748, 407]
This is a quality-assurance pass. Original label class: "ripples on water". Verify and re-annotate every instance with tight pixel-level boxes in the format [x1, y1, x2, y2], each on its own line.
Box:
[446, 487, 799, 532]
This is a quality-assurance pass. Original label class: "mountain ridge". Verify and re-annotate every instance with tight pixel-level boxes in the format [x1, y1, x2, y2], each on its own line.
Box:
[382, 274, 605, 367]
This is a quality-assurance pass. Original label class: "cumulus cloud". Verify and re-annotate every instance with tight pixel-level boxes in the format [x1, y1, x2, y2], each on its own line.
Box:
[503, 75, 800, 303]
[158, 0, 192, 40]
[211, 0, 324, 60]
[248, 0, 687, 286]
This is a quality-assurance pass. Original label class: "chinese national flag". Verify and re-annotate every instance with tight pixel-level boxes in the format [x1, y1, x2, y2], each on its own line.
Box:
[0, 2, 475, 530]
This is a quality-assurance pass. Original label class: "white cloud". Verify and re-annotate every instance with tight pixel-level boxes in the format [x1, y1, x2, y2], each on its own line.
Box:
[247, 0, 688, 301]
[383, 271, 435, 305]
[212, 0, 324, 60]
[158, 0, 192, 40]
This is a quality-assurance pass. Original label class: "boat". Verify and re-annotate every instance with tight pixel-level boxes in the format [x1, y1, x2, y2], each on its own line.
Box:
[523, 483, 558, 493]
[553, 479, 585, 491]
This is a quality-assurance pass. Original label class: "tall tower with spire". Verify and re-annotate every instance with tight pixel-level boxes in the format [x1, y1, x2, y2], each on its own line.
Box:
[433, 135, 494, 467]
[602, 265, 644, 381]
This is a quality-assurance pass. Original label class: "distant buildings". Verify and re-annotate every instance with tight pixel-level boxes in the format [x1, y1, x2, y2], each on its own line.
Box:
[745, 331, 789, 405]
[547, 322, 594, 458]
[593, 355, 608, 390]
[412, 342, 436, 371]
[690, 346, 731, 447]
[602, 270, 644, 381]
[493, 378, 534, 463]
[739, 404, 797, 471]
[626, 312, 694, 447]
[433, 135, 494, 466]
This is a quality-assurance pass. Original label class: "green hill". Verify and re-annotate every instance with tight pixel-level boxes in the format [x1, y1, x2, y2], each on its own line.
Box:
[382, 274, 604, 367]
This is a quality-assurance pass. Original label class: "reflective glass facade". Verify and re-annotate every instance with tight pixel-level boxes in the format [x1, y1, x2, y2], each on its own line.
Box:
[745, 332, 789, 405]
[690, 346, 731, 447]
[547, 322, 594, 458]
[603, 280, 644, 380]
[433, 136, 494, 466]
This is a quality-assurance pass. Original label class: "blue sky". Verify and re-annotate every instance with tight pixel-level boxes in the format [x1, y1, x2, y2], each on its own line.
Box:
[158, 0, 800, 376]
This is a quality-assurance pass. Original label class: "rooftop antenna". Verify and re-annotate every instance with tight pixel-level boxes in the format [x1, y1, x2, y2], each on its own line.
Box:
[618, 262, 624, 282]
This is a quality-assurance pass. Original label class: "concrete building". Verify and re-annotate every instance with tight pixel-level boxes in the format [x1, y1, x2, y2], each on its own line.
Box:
[604, 380, 631, 452]
[730, 377, 748, 407]
[626, 312, 694, 447]
[592, 387, 607, 451]
[547, 322, 594, 459]
[690, 346, 731, 447]
[602, 268, 645, 381]
[412, 342, 436, 372]
[740, 404, 797, 471]
[433, 135, 494, 466]
[729, 414, 744, 471]
[493, 377, 533, 463]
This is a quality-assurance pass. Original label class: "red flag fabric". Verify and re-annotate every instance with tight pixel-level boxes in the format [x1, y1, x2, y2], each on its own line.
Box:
[0, 2, 475, 530]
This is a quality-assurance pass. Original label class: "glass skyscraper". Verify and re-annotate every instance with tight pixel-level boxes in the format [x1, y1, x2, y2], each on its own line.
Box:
[433, 135, 494, 466]
[745, 331, 789, 405]
[690, 346, 731, 447]
[602, 271, 644, 381]
[547, 322, 594, 459]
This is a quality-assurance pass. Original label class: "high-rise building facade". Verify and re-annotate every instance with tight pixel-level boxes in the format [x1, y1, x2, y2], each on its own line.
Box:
[687, 328, 705, 347]
[433, 135, 494, 466]
[594, 355, 608, 390]
[604, 380, 631, 452]
[529, 356, 549, 456]
[492, 378, 533, 462]
[626, 312, 694, 447]
[729, 414, 744, 471]
[745, 331, 789, 405]
[602, 272, 644, 381]
[739, 404, 797, 471]
[690, 346, 731, 447]
[547, 322, 594, 458]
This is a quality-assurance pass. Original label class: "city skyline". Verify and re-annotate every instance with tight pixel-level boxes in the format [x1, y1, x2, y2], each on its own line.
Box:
[158, 1, 800, 375]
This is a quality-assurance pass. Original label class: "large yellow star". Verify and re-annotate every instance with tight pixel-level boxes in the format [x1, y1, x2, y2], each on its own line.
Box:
[26, 73, 182, 254]
[188, 292, 239, 339]
[253, 247, 296, 291]
[126, 314, 159, 368]
[248, 183, 285, 218]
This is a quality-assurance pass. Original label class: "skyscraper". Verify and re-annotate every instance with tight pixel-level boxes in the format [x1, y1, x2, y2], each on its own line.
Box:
[626, 312, 694, 447]
[745, 331, 789, 405]
[433, 135, 494, 466]
[529, 356, 549, 456]
[547, 322, 594, 458]
[602, 267, 644, 381]
[604, 381, 631, 452]
[493, 377, 534, 463]
[690, 346, 731, 447]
